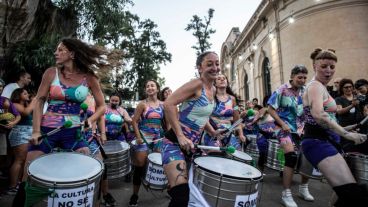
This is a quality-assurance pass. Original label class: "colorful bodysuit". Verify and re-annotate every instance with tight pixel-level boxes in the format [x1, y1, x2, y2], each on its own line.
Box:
[30, 68, 89, 153]
[162, 87, 215, 165]
[267, 83, 304, 145]
[105, 106, 125, 141]
[138, 102, 164, 151]
[302, 81, 340, 167]
[202, 96, 241, 149]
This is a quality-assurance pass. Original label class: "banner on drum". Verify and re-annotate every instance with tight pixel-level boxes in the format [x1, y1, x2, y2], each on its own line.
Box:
[145, 164, 167, 185]
[47, 183, 95, 207]
[234, 192, 258, 207]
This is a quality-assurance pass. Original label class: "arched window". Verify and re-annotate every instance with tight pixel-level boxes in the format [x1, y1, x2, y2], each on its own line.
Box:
[262, 57, 272, 96]
[244, 73, 249, 101]
[231, 61, 236, 82]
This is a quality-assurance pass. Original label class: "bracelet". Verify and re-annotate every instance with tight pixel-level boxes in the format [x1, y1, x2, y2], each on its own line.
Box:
[100, 132, 106, 135]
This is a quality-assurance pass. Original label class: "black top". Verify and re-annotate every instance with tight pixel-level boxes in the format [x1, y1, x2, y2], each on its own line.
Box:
[335, 96, 363, 127]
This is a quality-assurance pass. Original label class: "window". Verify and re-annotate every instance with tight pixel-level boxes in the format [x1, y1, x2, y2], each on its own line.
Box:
[262, 57, 272, 96]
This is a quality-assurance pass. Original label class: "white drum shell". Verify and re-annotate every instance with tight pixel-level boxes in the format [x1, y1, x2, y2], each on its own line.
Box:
[27, 152, 103, 207]
[103, 140, 131, 179]
[193, 156, 262, 207]
[142, 153, 168, 190]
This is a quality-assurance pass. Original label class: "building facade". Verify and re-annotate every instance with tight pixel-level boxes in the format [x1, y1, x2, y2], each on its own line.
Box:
[221, 0, 368, 104]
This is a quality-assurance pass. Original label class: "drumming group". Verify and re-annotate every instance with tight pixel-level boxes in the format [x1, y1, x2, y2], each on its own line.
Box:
[0, 37, 367, 207]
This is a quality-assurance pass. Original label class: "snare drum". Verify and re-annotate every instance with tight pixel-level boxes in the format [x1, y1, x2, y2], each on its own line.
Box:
[266, 139, 285, 171]
[27, 152, 103, 207]
[345, 152, 368, 185]
[297, 152, 323, 180]
[227, 150, 253, 165]
[103, 140, 131, 179]
[193, 156, 263, 207]
[245, 134, 259, 164]
[142, 152, 168, 190]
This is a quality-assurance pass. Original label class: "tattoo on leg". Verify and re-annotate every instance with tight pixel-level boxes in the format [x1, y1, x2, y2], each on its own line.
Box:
[174, 162, 188, 185]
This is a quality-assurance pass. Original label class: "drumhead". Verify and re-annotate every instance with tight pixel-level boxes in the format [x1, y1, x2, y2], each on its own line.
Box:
[28, 153, 102, 182]
[194, 157, 261, 179]
[148, 153, 162, 165]
[232, 150, 252, 161]
[104, 140, 130, 154]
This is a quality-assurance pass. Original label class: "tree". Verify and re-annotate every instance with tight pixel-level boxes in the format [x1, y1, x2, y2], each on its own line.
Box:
[185, 8, 216, 56]
[122, 19, 172, 100]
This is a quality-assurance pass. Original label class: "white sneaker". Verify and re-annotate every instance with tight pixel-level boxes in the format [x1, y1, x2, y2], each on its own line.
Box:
[299, 184, 314, 201]
[281, 189, 298, 207]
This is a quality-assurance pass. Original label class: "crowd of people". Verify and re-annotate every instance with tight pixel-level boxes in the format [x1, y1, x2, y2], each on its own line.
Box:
[0, 37, 366, 207]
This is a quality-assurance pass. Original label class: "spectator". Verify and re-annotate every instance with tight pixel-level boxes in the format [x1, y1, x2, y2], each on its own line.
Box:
[1, 70, 31, 99]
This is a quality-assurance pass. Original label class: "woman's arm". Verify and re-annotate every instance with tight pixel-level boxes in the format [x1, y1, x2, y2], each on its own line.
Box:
[31, 68, 54, 144]
[164, 79, 202, 151]
[14, 98, 36, 117]
[87, 75, 106, 124]
[336, 98, 359, 115]
[307, 82, 366, 144]
[132, 102, 145, 143]
[121, 108, 132, 124]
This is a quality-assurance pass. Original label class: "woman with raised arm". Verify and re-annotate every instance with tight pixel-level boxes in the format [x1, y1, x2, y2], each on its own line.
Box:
[13, 38, 106, 207]
[302, 48, 367, 207]
[162, 51, 221, 207]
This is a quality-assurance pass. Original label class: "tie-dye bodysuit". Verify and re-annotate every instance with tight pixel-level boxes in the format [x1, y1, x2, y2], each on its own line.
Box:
[138, 103, 164, 151]
[30, 68, 89, 153]
[162, 87, 215, 165]
[267, 83, 304, 145]
[105, 106, 125, 141]
[202, 96, 241, 149]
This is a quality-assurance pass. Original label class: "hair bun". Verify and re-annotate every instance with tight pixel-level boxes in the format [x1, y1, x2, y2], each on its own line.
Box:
[310, 48, 322, 60]
[327, 48, 336, 53]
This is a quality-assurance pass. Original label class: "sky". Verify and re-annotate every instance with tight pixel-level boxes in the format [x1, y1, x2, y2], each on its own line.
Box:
[129, 0, 262, 91]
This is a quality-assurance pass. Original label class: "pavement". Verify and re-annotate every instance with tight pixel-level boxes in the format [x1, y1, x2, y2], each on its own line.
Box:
[0, 166, 333, 207]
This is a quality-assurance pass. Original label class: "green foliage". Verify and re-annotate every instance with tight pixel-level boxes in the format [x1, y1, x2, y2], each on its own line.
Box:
[51, 0, 134, 46]
[122, 19, 172, 99]
[5, 34, 61, 89]
[185, 8, 216, 56]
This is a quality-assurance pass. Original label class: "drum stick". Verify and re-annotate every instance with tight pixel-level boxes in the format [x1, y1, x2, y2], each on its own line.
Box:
[344, 116, 368, 131]
[223, 109, 255, 137]
[80, 103, 89, 131]
[95, 139, 108, 159]
[37, 120, 73, 141]
[195, 145, 236, 154]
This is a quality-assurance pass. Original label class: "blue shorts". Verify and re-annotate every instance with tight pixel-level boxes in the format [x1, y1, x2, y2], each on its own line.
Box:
[256, 134, 269, 154]
[161, 138, 185, 165]
[301, 137, 340, 168]
[9, 125, 32, 147]
[28, 127, 88, 153]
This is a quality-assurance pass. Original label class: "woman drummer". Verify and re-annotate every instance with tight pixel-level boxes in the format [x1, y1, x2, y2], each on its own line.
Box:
[13, 38, 105, 206]
[129, 80, 166, 206]
[268, 65, 313, 207]
[162, 51, 222, 207]
[302, 48, 367, 206]
[202, 74, 246, 153]
[104, 94, 132, 141]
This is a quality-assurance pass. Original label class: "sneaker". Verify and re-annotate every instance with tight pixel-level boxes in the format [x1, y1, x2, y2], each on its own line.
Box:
[103, 193, 116, 206]
[129, 194, 138, 206]
[7, 187, 18, 195]
[299, 184, 314, 201]
[281, 189, 298, 207]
